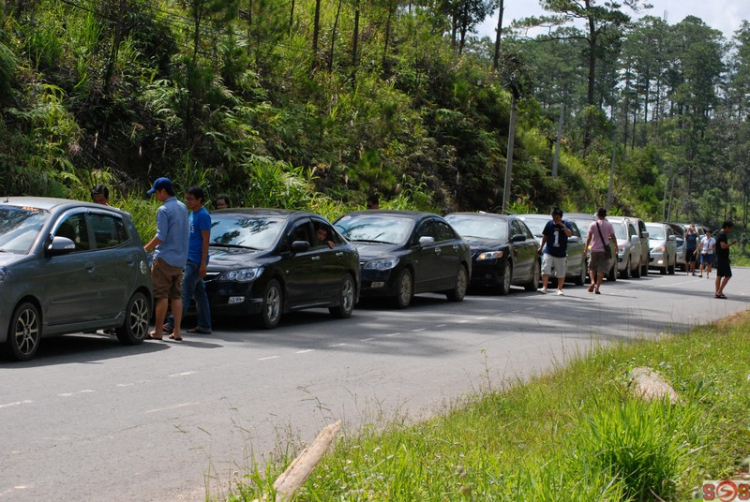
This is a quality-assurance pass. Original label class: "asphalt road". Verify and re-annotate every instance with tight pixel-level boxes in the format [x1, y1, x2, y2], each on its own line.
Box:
[1, 268, 748, 501]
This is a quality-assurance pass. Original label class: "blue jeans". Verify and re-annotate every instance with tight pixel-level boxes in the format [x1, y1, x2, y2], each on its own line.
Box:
[166, 261, 212, 331]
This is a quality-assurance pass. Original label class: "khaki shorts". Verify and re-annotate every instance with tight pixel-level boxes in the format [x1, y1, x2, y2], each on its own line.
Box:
[589, 251, 611, 275]
[542, 254, 567, 277]
[152, 258, 183, 300]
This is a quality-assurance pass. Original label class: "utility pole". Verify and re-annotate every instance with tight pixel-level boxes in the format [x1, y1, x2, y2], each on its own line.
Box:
[606, 142, 615, 209]
[501, 79, 520, 213]
[551, 103, 564, 177]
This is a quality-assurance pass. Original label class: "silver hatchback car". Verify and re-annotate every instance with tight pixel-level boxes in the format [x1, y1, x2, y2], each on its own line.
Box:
[0, 197, 153, 361]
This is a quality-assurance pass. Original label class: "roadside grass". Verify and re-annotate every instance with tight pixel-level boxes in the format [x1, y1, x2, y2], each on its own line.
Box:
[230, 310, 750, 501]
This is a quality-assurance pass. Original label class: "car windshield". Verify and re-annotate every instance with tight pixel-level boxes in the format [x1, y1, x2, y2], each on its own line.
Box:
[0, 205, 49, 254]
[519, 217, 547, 237]
[444, 215, 508, 241]
[570, 219, 593, 239]
[646, 225, 666, 240]
[335, 214, 413, 244]
[209, 215, 285, 250]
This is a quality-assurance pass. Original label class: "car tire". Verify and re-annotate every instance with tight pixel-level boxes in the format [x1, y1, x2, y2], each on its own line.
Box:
[498, 261, 512, 295]
[257, 279, 283, 329]
[116, 292, 150, 345]
[573, 258, 586, 286]
[392, 269, 413, 309]
[668, 257, 675, 275]
[607, 260, 617, 282]
[524, 260, 541, 291]
[446, 265, 468, 302]
[329, 274, 356, 319]
[632, 258, 641, 278]
[660, 265, 667, 275]
[641, 258, 649, 276]
[5, 302, 41, 362]
[620, 257, 631, 279]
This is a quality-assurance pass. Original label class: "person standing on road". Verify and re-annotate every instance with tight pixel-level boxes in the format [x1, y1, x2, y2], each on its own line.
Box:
[214, 194, 230, 210]
[684, 225, 699, 276]
[164, 186, 213, 338]
[714, 221, 737, 299]
[537, 208, 573, 296]
[143, 177, 189, 341]
[586, 207, 618, 295]
[697, 230, 716, 279]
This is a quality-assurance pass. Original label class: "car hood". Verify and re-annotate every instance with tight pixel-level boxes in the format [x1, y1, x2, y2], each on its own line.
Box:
[0, 252, 29, 267]
[207, 247, 265, 271]
[351, 242, 403, 260]
[462, 237, 509, 252]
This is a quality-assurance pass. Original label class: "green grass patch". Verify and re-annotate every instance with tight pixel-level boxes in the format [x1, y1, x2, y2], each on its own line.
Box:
[231, 311, 750, 501]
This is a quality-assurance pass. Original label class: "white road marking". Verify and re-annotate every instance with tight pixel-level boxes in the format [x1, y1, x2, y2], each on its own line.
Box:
[361, 338, 376, 342]
[168, 371, 197, 378]
[295, 349, 314, 354]
[436, 324, 447, 328]
[258, 355, 279, 361]
[0, 400, 33, 409]
[58, 390, 94, 397]
[478, 316, 488, 320]
[457, 320, 469, 323]
[330, 343, 347, 347]
[145, 402, 200, 414]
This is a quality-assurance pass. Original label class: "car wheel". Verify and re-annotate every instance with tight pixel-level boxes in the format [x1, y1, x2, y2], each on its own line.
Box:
[668, 258, 675, 275]
[641, 258, 649, 276]
[257, 279, 283, 329]
[329, 274, 356, 319]
[660, 264, 667, 275]
[446, 265, 468, 302]
[498, 261, 512, 295]
[573, 258, 586, 286]
[392, 269, 414, 309]
[116, 292, 150, 345]
[524, 260, 541, 291]
[5, 302, 41, 362]
[607, 259, 617, 282]
[620, 257, 631, 279]
[632, 257, 641, 278]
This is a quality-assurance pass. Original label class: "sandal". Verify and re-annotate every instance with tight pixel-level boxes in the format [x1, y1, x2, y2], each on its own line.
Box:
[715, 293, 727, 299]
[147, 332, 163, 340]
[162, 324, 174, 334]
[168, 334, 183, 341]
[187, 327, 211, 334]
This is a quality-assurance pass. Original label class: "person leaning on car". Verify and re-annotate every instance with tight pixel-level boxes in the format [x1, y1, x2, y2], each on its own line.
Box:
[143, 177, 189, 341]
[586, 207, 618, 295]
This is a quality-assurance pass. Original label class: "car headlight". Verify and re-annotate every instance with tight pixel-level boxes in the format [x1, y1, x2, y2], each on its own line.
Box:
[477, 251, 504, 260]
[0, 266, 6, 284]
[364, 257, 400, 270]
[221, 267, 263, 282]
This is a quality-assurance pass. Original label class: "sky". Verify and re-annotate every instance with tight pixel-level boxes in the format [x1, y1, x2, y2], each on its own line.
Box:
[477, 0, 750, 41]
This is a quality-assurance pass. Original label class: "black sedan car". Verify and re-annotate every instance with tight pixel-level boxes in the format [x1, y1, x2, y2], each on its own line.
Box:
[444, 212, 540, 295]
[204, 209, 360, 328]
[334, 211, 471, 308]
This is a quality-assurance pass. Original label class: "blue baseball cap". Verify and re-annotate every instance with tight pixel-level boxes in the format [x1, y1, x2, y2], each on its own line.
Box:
[147, 177, 173, 194]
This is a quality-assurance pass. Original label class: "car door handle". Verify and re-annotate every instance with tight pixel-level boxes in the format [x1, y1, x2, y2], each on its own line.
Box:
[452, 245, 459, 251]
[311, 256, 321, 261]
[434, 248, 442, 255]
[335, 252, 344, 257]
[85, 262, 96, 272]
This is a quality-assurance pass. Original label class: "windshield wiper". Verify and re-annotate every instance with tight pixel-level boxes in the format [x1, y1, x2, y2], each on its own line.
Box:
[350, 239, 392, 244]
[210, 243, 260, 250]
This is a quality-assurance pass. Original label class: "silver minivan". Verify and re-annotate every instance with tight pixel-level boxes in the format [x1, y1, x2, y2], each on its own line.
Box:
[608, 217, 645, 279]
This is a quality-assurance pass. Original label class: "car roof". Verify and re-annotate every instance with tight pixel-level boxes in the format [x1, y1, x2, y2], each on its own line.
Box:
[343, 210, 442, 219]
[213, 208, 318, 218]
[445, 212, 509, 220]
[1, 196, 127, 215]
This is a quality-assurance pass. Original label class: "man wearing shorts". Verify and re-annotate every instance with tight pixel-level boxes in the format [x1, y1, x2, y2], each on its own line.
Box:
[697, 230, 716, 279]
[538, 207, 573, 295]
[143, 177, 189, 341]
[715, 221, 737, 299]
[586, 207, 618, 295]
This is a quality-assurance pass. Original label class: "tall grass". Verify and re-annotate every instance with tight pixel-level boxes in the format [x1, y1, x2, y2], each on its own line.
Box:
[230, 313, 750, 501]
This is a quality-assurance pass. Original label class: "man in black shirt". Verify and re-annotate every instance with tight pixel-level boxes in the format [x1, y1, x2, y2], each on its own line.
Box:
[714, 221, 737, 299]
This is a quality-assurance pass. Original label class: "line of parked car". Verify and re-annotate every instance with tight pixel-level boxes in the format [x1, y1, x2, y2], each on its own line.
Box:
[0, 196, 705, 361]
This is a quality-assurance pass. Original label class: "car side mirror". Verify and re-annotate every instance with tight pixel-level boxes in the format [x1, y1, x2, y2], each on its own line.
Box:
[511, 234, 526, 242]
[47, 236, 75, 255]
[291, 240, 310, 253]
[568, 236, 580, 243]
[668, 235, 676, 241]
[418, 236, 435, 247]
[630, 235, 640, 244]
[641, 231, 649, 239]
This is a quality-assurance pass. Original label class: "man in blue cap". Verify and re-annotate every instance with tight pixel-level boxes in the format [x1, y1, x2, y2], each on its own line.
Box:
[143, 177, 189, 341]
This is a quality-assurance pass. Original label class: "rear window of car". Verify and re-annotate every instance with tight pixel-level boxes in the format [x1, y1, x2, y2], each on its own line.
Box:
[445, 215, 509, 241]
[0, 205, 49, 254]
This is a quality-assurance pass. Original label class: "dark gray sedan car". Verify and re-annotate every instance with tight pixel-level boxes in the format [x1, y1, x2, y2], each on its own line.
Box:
[0, 197, 152, 361]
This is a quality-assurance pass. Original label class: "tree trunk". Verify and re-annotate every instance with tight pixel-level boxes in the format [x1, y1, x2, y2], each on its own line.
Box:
[383, 0, 394, 71]
[247, 0, 253, 56]
[492, 0, 504, 71]
[352, 0, 360, 78]
[289, 0, 295, 35]
[312, 0, 322, 69]
[328, 0, 343, 72]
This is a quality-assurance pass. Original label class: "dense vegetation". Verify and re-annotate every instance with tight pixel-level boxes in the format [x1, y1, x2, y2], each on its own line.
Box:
[0, 1, 749, 233]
